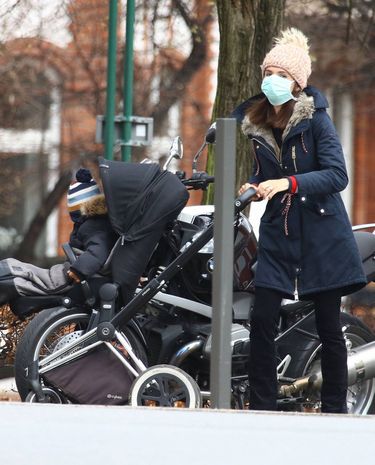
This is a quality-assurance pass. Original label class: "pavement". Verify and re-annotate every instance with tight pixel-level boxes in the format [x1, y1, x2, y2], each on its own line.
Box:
[0, 376, 20, 401]
[0, 402, 374, 465]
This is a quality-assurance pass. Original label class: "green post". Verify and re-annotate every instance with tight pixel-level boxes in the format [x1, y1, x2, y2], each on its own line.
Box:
[121, 0, 135, 162]
[104, 0, 118, 160]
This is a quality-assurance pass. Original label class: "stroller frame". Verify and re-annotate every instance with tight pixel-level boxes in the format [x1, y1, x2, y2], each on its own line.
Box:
[28, 191, 254, 401]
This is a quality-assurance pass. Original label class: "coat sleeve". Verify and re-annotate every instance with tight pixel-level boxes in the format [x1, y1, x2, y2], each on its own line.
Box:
[70, 219, 115, 279]
[294, 110, 348, 194]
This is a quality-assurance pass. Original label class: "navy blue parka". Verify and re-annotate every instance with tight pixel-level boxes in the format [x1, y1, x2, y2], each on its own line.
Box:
[232, 86, 366, 299]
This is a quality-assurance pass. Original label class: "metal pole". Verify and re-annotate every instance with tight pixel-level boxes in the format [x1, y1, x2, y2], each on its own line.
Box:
[121, 0, 135, 162]
[210, 118, 236, 409]
[104, 0, 118, 160]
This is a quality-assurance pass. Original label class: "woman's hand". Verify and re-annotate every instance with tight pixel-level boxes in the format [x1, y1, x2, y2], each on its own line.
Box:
[257, 178, 289, 200]
[238, 183, 261, 200]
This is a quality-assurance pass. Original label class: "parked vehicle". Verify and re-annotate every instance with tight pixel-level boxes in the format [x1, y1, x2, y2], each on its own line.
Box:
[13, 130, 375, 414]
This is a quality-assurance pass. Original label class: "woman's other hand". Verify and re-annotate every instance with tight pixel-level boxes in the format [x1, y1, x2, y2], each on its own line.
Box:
[257, 178, 289, 200]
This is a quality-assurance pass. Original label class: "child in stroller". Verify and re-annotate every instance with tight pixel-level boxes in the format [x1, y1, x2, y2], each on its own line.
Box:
[0, 168, 117, 316]
[14, 156, 192, 404]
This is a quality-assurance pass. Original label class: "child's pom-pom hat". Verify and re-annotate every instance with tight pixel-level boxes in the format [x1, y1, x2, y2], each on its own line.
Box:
[67, 168, 102, 221]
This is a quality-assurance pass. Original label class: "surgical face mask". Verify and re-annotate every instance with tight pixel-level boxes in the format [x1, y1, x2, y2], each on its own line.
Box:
[261, 74, 297, 106]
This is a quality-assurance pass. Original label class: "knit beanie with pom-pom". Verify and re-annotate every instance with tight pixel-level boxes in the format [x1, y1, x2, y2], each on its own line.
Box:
[67, 168, 102, 222]
[261, 28, 312, 90]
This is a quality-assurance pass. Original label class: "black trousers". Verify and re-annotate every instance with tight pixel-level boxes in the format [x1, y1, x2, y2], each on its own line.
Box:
[248, 286, 348, 413]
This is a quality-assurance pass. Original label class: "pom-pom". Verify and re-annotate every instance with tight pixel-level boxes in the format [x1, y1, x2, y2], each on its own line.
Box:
[75, 168, 92, 183]
[274, 28, 309, 52]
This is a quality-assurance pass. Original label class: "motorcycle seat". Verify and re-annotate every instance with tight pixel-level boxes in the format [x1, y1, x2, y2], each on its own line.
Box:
[279, 300, 314, 318]
[354, 232, 375, 282]
[354, 231, 375, 261]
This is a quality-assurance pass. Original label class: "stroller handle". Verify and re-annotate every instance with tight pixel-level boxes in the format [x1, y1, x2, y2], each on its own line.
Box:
[234, 187, 257, 212]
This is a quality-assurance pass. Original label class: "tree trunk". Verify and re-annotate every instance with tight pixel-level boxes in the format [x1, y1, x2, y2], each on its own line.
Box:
[206, 0, 286, 201]
[151, 0, 215, 135]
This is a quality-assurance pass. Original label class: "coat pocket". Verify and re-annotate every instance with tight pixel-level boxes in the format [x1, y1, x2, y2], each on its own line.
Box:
[302, 197, 340, 217]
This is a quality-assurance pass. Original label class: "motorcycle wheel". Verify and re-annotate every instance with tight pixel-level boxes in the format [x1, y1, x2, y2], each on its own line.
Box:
[286, 325, 375, 415]
[14, 306, 147, 402]
[129, 364, 202, 408]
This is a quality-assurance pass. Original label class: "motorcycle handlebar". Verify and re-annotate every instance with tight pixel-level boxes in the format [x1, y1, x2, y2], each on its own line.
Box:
[182, 172, 215, 189]
[192, 172, 215, 183]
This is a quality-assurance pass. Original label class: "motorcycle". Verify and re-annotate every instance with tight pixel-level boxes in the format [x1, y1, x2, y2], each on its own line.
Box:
[13, 130, 375, 414]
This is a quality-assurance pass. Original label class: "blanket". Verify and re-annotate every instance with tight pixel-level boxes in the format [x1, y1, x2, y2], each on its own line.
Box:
[0, 259, 71, 296]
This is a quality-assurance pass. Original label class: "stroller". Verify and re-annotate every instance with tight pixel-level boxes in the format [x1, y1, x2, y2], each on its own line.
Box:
[13, 145, 234, 407]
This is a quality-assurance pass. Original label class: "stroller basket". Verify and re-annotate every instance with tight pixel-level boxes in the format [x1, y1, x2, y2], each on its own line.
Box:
[43, 344, 134, 405]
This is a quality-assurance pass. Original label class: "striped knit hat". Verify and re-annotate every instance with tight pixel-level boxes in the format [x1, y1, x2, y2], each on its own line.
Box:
[67, 168, 101, 221]
[261, 28, 312, 90]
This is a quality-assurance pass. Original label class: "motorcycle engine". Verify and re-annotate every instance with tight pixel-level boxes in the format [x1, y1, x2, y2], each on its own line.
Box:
[203, 323, 250, 366]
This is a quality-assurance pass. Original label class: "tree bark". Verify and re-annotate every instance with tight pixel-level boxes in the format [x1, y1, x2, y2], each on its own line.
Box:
[150, 0, 215, 135]
[206, 0, 286, 201]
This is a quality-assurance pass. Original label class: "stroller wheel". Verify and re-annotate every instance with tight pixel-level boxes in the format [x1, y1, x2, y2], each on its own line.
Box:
[25, 387, 65, 404]
[129, 364, 202, 408]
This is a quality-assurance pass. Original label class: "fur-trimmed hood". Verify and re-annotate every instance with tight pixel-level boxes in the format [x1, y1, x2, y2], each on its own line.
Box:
[241, 92, 315, 153]
[80, 194, 107, 217]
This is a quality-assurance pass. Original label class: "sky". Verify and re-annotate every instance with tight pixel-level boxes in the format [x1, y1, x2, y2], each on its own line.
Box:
[0, 0, 193, 52]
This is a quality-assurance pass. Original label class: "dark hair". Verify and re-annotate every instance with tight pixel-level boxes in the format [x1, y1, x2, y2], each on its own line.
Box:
[246, 82, 302, 129]
[246, 97, 296, 129]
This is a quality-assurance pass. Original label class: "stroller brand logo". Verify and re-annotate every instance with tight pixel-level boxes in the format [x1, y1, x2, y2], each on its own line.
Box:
[107, 393, 123, 400]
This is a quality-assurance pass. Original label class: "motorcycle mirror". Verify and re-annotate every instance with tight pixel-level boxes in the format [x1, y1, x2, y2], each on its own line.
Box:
[205, 122, 216, 144]
[163, 136, 184, 171]
[191, 123, 216, 172]
[170, 136, 183, 159]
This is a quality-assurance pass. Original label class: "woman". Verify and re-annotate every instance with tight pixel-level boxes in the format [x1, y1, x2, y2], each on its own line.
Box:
[233, 28, 366, 413]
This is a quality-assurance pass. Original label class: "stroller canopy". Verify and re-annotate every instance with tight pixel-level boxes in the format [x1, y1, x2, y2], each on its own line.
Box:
[99, 157, 189, 242]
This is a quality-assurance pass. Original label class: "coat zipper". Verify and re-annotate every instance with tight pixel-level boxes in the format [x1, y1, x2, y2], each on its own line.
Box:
[252, 137, 282, 167]
[292, 146, 297, 173]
